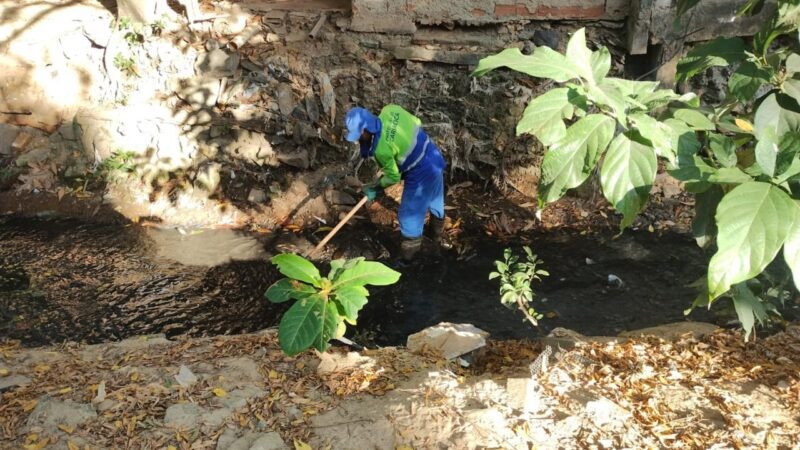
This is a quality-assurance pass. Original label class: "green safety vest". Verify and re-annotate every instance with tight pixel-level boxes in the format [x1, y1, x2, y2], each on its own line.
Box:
[374, 104, 422, 188]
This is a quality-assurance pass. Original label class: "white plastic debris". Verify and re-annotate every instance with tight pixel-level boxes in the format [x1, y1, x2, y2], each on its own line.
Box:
[607, 274, 624, 287]
[92, 380, 106, 403]
[406, 322, 488, 360]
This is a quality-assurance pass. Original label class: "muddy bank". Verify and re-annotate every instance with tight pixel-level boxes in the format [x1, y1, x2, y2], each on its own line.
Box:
[1, 216, 723, 347]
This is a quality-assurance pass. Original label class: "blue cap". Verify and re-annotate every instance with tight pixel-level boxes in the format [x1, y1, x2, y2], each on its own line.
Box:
[344, 107, 380, 142]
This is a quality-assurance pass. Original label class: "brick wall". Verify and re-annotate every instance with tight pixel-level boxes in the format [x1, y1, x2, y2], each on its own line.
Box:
[350, 0, 629, 33]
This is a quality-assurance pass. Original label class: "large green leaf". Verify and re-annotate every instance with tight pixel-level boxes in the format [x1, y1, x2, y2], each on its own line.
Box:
[787, 54, 800, 74]
[708, 182, 798, 299]
[334, 285, 369, 324]
[708, 133, 738, 168]
[676, 37, 747, 81]
[673, 108, 716, 130]
[755, 128, 780, 177]
[539, 114, 615, 204]
[629, 113, 675, 163]
[312, 300, 340, 352]
[708, 167, 753, 184]
[265, 278, 317, 303]
[587, 81, 628, 123]
[599, 132, 658, 230]
[566, 28, 596, 84]
[664, 118, 702, 160]
[328, 257, 364, 280]
[774, 132, 800, 182]
[590, 47, 611, 84]
[278, 294, 324, 356]
[332, 260, 400, 289]
[472, 47, 579, 82]
[731, 283, 769, 341]
[754, 92, 800, 140]
[728, 61, 772, 102]
[603, 78, 659, 99]
[784, 201, 800, 289]
[784, 79, 800, 102]
[516, 88, 574, 145]
[693, 185, 724, 248]
[271, 253, 321, 286]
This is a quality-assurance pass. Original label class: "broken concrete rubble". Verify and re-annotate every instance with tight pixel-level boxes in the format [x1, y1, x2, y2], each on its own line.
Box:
[406, 322, 488, 359]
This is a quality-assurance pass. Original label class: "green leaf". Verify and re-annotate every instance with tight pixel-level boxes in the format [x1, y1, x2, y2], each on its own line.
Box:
[590, 47, 612, 84]
[566, 28, 596, 84]
[334, 285, 369, 323]
[587, 80, 628, 123]
[728, 61, 772, 102]
[731, 283, 768, 341]
[278, 294, 324, 356]
[271, 253, 321, 286]
[664, 118, 702, 161]
[312, 300, 340, 352]
[637, 89, 682, 109]
[328, 257, 364, 280]
[708, 167, 754, 184]
[673, 108, 716, 130]
[755, 128, 780, 177]
[774, 132, 800, 182]
[754, 92, 800, 140]
[708, 133, 738, 168]
[693, 185, 724, 248]
[516, 88, 574, 145]
[599, 132, 658, 230]
[676, 37, 747, 81]
[539, 114, 616, 204]
[603, 78, 659, 99]
[472, 47, 579, 82]
[629, 113, 675, 163]
[787, 53, 800, 74]
[333, 261, 401, 289]
[784, 201, 800, 289]
[265, 278, 316, 303]
[737, 0, 766, 16]
[708, 182, 798, 299]
[784, 79, 800, 103]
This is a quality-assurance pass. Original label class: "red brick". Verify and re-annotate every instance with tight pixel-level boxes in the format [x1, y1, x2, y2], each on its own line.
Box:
[535, 4, 605, 19]
[472, 8, 487, 16]
[494, 4, 518, 16]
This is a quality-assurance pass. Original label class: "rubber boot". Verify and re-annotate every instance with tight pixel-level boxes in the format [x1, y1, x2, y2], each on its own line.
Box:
[394, 236, 422, 268]
[430, 216, 453, 251]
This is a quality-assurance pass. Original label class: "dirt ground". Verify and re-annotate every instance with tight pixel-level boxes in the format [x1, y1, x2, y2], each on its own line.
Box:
[2, 325, 800, 449]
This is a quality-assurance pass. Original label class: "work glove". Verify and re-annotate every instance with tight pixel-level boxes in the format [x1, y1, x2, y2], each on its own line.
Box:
[362, 183, 383, 201]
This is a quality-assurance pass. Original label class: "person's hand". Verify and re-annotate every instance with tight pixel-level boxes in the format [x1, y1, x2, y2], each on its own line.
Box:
[362, 183, 383, 201]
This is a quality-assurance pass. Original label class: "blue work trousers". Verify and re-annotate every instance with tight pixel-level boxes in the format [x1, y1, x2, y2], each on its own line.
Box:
[399, 148, 446, 239]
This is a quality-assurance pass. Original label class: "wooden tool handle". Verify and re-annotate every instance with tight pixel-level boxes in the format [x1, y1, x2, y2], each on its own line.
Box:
[307, 196, 369, 258]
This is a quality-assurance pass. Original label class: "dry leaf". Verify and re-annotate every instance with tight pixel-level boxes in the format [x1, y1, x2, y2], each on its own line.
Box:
[212, 387, 227, 397]
[67, 442, 80, 450]
[58, 387, 73, 394]
[0, 368, 8, 376]
[22, 400, 39, 411]
[269, 370, 280, 380]
[130, 372, 140, 382]
[735, 118, 753, 132]
[23, 438, 49, 450]
[294, 439, 312, 450]
[58, 424, 75, 434]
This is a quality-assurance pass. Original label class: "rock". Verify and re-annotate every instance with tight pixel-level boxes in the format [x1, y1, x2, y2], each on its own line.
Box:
[202, 407, 233, 427]
[533, 29, 560, 50]
[227, 129, 276, 166]
[11, 131, 34, 153]
[81, 16, 112, 47]
[585, 397, 630, 428]
[0, 123, 20, 154]
[619, 322, 719, 341]
[216, 428, 239, 450]
[164, 402, 205, 428]
[406, 322, 488, 360]
[218, 386, 267, 410]
[462, 408, 519, 448]
[175, 365, 198, 388]
[218, 357, 262, 385]
[250, 432, 289, 450]
[196, 49, 241, 79]
[539, 327, 623, 350]
[506, 377, 541, 412]
[305, 95, 320, 124]
[113, 334, 172, 350]
[223, 432, 288, 450]
[26, 397, 96, 431]
[177, 78, 221, 109]
[317, 351, 375, 375]
[315, 72, 336, 123]
[15, 147, 50, 167]
[275, 83, 295, 117]
[324, 190, 356, 206]
[0, 375, 31, 392]
[247, 188, 268, 203]
[213, 8, 247, 36]
[277, 149, 309, 169]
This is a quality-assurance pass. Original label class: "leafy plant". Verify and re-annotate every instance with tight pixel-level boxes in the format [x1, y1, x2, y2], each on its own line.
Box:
[474, 2, 800, 340]
[490, 246, 549, 327]
[265, 253, 400, 356]
[113, 53, 136, 76]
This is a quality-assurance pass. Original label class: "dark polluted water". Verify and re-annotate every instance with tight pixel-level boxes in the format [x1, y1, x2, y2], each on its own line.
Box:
[0, 217, 719, 348]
